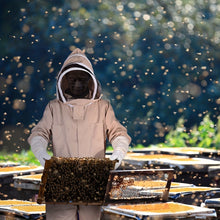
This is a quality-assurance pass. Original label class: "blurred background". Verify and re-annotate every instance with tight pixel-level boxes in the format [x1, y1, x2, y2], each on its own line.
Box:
[0, 0, 220, 152]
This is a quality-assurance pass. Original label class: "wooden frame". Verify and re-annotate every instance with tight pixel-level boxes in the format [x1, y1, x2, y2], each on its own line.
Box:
[103, 168, 174, 205]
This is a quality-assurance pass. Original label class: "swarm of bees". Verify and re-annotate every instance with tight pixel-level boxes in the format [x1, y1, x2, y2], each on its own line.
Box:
[37, 157, 116, 205]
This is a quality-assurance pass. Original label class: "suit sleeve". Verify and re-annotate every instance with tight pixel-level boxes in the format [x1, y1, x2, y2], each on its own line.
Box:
[28, 102, 53, 144]
[105, 101, 131, 144]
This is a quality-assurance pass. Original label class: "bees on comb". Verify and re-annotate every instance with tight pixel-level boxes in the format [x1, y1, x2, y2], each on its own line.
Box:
[38, 157, 116, 204]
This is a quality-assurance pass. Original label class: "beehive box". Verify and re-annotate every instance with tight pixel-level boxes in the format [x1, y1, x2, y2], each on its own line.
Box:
[13, 174, 42, 190]
[140, 186, 220, 206]
[37, 157, 116, 205]
[102, 202, 216, 219]
[0, 200, 45, 220]
[124, 153, 220, 172]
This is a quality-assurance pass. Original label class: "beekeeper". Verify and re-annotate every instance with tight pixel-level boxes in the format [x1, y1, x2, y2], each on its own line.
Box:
[28, 48, 131, 220]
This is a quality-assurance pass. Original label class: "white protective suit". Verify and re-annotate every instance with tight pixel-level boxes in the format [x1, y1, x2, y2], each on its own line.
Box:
[28, 48, 131, 220]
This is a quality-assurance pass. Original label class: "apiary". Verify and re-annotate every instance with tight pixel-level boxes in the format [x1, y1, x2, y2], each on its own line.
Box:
[37, 157, 116, 205]
[13, 174, 42, 191]
[0, 199, 45, 219]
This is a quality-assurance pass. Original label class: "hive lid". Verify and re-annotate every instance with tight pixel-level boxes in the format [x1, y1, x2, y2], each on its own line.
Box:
[103, 168, 174, 205]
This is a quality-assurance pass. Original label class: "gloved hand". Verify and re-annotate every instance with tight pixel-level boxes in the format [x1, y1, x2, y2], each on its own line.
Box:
[110, 150, 124, 170]
[30, 136, 51, 167]
[110, 136, 129, 169]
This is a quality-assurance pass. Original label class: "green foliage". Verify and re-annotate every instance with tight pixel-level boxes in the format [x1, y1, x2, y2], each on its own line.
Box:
[195, 115, 215, 148]
[0, 149, 51, 165]
[133, 144, 145, 149]
[165, 114, 220, 149]
[165, 117, 189, 147]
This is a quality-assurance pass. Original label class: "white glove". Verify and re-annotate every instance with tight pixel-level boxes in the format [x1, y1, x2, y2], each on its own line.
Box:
[30, 136, 51, 167]
[110, 136, 129, 169]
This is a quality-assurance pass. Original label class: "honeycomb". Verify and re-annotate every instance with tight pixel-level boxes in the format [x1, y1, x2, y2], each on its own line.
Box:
[133, 180, 182, 188]
[10, 205, 45, 213]
[116, 202, 195, 213]
[17, 174, 42, 180]
[0, 166, 38, 173]
[126, 154, 188, 160]
[38, 157, 116, 204]
[168, 187, 214, 193]
[0, 200, 35, 206]
[149, 187, 215, 194]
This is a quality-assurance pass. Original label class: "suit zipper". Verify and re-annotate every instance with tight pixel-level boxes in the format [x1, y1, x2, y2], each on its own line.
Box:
[76, 120, 79, 156]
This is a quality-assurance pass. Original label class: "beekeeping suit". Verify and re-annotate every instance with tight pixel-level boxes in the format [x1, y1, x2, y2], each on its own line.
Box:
[28, 48, 131, 220]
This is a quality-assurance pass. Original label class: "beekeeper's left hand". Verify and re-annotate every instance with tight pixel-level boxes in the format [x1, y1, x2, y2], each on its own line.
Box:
[110, 136, 129, 169]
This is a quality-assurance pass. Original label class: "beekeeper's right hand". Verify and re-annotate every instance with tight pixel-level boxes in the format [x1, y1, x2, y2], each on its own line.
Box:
[30, 136, 51, 167]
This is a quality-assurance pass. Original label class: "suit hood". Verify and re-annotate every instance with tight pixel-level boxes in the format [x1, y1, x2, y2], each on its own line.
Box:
[56, 48, 101, 103]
